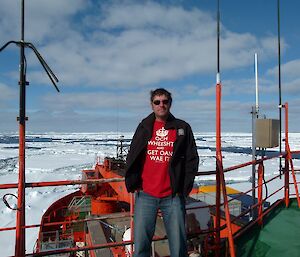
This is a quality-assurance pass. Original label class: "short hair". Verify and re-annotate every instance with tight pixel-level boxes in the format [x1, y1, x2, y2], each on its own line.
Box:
[150, 88, 172, 105]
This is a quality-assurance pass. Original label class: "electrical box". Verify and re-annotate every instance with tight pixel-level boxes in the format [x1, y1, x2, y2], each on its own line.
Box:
[256, 119, 280, 148]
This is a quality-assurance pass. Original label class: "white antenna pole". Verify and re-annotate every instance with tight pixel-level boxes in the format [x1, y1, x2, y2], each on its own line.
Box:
[254, 53, 259, 113]
[251, 52, 259, 219]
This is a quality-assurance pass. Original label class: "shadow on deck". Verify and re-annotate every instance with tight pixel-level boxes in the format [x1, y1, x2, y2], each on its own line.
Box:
[235, 198, 300, 257]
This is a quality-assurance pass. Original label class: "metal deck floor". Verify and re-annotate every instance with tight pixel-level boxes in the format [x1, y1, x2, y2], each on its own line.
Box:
[235, 198, 300, 257]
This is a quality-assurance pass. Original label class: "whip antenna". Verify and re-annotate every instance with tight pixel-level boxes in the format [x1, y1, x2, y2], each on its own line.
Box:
[0, 1, 60, 256]
[216, 0, 221, 84]
[277, 0, 283, 176]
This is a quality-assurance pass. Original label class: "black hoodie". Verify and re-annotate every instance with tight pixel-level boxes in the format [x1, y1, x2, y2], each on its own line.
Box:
[125, 112, 199, 197]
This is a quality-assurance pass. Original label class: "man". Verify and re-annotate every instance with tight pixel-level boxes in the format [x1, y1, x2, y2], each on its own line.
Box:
[125, 88, 199, 257]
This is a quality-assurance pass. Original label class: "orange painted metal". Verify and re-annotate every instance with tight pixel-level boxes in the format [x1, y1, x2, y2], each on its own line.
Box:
[15, 123, 26, 257]
[130, 193, 135, 256]
[15, 0, 27, 255]
[218, 161, 236, 257]
[283, 103, 300, 208]
[284, 102, 290, 207]
[91, 197, 118, 215]
[215, 83, 221, 257]
[0, 178, 125, 190]
[3, 146, 296, 257]
[0, 211, 132, 233]
[215, 83, 236, 257]
[97, 163, 131, 203]
[85, 231, 97, 257]
[0, 154, 288, 191]
[257, 163, 264, 225]
[3, 99, 299, 257]
[287, 150, 300, 207]
[284, 158, 290, 207]
[216, 217, 242, 238]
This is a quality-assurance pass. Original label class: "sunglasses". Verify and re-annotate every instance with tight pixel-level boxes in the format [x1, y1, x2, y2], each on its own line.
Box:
[153, 99, 169, 105]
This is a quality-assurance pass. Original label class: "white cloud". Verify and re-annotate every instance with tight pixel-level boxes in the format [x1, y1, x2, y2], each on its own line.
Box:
[0, 1, 279, 89]
[41, 90, 149, 112]
[267, 59, 300, 79]
[0, 83, 17, 101]
[1, 1, 297, 132]
[99, 1, 214, 34]
[265, 59, 300, 95]
[0, 0, 87, 42]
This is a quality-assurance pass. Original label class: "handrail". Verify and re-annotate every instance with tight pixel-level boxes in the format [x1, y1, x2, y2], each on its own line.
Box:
[0, 177, 125, 190]
[0, 152, 299, 256]
[2, 117, 300, 257]
[283, 103, 300, 207]
[1, 151, 297, 192]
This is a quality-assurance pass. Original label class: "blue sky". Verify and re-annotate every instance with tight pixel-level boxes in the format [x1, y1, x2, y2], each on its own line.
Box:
[1, 0, 300, 133]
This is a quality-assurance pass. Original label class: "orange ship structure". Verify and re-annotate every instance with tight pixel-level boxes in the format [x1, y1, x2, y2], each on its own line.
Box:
[2, 1, 300, 256]
[33, 151, 213, 257]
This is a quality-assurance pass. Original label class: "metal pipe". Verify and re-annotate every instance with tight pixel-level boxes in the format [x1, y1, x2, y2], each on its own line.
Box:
[218, 161, 236, 257]
[215, 82, 221, 257]
[15, 0, 26, 256]
[251, 106, 257, 219]
[1, 155, 289, 190]
[284, 103, 300, 207]
[284, 103, 290, 207]
[257, 163, 264, 225]
[251, 53, 259, 219]
[215, 1, 235, 255]
[0, 177, 125, 190]
[215, 1, 221, 255]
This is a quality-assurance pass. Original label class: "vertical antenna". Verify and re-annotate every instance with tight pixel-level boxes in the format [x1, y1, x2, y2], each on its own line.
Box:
[277, 0, 282, 175]
[0, 8, 59, 256]
[15, 0, 26, 255]
[216, 0, 221, 84]
[215, 0, 221, 255]
[255, 53, 259, 113]
[215, 2, 236, 255]
[251, 53, 259, 219]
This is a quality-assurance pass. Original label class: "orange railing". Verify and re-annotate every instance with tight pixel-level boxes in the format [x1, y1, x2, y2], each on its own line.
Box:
[1, 149, 300, 256]
[1, 104, 300, 257]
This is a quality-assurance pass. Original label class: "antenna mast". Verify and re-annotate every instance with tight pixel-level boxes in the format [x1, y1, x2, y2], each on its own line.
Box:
[215, 1, 236, 256]
[277, 0, 283, 176]
[15, 0, 26, 255]
[255, 53, 259, 113]
[216, 0, 221, 84]
[0, 1, 59, 256]
[215, 0, 221, 253]
[251, 53, 259, 219]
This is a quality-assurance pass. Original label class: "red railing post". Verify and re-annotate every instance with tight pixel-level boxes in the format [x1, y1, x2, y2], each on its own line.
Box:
[284, 102, 290, 207]
[284, 157, 290, 207]
[15, 1, 27, 256]
[130, 193, 135, 256]
[215, 83, 221, 257]
[257, 163, 264, 225]
[15, 122, 26, 257]
[283, 103, 300, 207]
[216, 83, 236, 257]
[284, 102, 289, 207]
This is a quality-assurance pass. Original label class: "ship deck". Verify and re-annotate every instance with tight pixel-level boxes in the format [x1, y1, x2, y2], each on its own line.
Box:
[235, 198, 300, 257]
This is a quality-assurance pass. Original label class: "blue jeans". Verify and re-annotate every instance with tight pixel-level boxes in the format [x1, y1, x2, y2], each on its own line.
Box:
[134, 191, 187, 257]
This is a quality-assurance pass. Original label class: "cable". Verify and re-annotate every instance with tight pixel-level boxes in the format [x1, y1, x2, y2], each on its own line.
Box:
[2, 193, 19, 210]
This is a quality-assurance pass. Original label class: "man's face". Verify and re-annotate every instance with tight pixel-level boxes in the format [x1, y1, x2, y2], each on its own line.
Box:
[151, 94, 171, 121]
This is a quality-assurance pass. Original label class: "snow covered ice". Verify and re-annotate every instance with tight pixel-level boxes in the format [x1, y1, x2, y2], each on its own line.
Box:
[1, 132, 300, 256]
